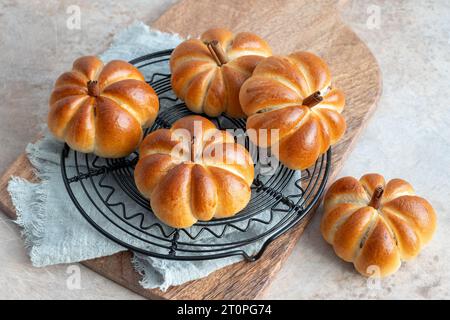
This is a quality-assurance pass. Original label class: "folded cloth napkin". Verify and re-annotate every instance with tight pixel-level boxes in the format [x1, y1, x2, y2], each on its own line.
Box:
[8, 21, 300, 291]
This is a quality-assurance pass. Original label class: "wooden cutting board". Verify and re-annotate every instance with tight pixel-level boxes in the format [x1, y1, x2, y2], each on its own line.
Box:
[0, 0, 381, 299]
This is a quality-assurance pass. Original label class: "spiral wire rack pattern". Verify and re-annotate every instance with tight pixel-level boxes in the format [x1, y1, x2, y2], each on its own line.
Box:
[60, 49, 331, 261]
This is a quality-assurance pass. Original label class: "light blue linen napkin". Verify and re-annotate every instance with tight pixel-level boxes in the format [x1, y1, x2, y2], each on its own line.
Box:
[7, 22, 299, 291]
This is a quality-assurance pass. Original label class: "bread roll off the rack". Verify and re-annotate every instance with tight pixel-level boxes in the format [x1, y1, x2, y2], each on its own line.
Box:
[321, 174, 437, 277]
[239, 51, 346, 170]
[170, 28, 272, 118]
[134, 115, 254, 228]
[48, 56, 159, 158]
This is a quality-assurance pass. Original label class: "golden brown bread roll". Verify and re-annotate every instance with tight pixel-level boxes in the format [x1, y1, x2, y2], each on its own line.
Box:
[134, 115, 254, 228]
[321, 173, 437, 277]
[239, 51, 346, 170]
[170, 28, 272, 118]
[48, 56, 159, 158]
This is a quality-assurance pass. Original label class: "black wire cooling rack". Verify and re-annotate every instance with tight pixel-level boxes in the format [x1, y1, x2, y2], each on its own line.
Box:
[60, 49, 332, 261]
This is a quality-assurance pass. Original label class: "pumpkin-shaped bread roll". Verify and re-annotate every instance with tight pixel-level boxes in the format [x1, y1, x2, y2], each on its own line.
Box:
[170, 28, 272, 118]
[48, 56, 159, 158]
[322, 174, 437, 277]
[240, 51, 346, 170]
[134, 115, 254, 228]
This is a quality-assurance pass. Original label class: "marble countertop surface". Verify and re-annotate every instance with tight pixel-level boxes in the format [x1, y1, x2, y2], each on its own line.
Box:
[0, 0, 448, 299]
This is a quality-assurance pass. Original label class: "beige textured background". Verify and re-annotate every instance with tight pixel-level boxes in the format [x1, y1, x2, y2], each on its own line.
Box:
[0, 0, 449, 299]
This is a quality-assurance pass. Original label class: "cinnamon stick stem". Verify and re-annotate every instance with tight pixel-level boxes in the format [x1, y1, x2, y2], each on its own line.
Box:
[207, 44, 220, 66]
[207, 40, 228, 66]
[368, 186, 384, 209]
[87, 80, 100, 97]
[303, 91, 323, 107]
